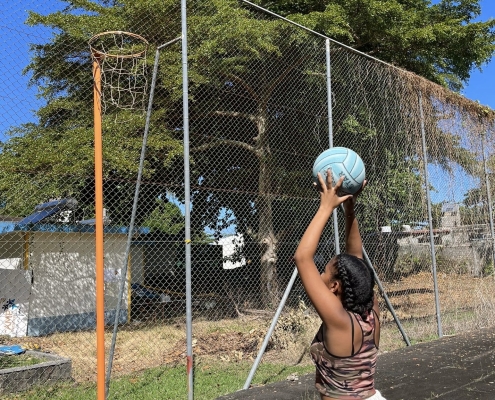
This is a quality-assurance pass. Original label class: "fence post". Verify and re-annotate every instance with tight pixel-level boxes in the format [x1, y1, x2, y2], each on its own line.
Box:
[418, 91, 443, 338]
[480, 130, 495, 275]
[243, 267, 299, 389]
[180, 0, 194, 398]
[243, 37, 339, 391]
[104, 36, 182, 399]
[326, 38, 341, 255]
[361, 246, 411, 346]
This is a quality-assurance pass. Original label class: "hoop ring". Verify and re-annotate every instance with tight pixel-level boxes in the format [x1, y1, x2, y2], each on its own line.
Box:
[89, 31, 149, 59]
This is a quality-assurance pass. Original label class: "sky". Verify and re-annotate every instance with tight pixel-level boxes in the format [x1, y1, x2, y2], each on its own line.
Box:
[456, 0, 495, 110]
[0, 0, 494, 209]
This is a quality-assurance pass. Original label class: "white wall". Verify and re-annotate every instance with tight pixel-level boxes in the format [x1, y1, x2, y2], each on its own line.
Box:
[0, 269, 31, 337]
[27, 232, 128, 319]
[217, 234, 246, 269]
[130, 245, 145, 285]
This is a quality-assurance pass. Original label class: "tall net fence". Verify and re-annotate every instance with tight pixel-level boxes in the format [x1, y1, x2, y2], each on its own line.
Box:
[0, 0, 494, 398]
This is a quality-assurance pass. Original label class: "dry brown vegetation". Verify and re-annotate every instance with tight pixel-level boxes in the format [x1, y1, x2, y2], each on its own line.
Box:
[2, 272, 494, 382]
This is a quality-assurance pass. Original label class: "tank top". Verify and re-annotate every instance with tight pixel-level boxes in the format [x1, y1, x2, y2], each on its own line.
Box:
[309, 310, 379, 399]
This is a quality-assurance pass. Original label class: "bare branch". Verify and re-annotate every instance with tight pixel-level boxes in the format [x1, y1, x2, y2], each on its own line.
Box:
[192, 139, 258, 156]
[263, 54, 310, 102]
[213, 110, 257, 121]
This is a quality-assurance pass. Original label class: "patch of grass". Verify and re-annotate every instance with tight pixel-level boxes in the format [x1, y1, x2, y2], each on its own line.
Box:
[4, 362, 314, 400]
[0, 354, 43, 369]
[409, 334, 439, 345]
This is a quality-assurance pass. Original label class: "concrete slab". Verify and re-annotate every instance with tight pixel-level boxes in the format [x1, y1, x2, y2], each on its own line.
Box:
[217, 326, 495, 400]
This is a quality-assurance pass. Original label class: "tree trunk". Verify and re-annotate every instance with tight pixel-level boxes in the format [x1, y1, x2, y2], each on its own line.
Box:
[255, 108, 279, 308]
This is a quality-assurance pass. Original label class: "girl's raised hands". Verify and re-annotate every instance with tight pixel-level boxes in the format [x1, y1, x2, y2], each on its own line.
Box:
[316, 170, 353, 212]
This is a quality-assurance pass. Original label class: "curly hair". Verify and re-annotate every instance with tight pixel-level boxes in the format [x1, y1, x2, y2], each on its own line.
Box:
[334, 253, 375, 320]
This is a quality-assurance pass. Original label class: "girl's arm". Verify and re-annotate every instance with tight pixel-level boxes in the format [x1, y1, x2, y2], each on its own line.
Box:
[342, 181, 366, 258]
[294, 172, 352, 323]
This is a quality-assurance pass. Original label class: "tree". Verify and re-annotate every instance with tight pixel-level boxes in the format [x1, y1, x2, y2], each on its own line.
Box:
[462, 186, 490, 225]
[0, 0, 185, 227]
[187, 1, 330, 306]
[259, 0, 495, 91]
[1, 0, 493, 308]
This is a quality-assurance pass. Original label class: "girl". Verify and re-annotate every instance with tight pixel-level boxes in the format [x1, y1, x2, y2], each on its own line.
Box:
[294, 171, 384, 400]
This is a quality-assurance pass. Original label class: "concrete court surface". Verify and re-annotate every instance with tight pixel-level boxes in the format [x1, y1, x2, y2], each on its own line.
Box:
[217, 326, 495, 400]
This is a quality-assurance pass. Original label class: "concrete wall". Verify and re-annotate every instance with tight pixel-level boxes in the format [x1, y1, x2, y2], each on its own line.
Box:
[0, 231, 130, 336]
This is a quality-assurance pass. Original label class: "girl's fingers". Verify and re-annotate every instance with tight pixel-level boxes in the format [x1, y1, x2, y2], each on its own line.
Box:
[326, 169, 333, 187]
[317, 172, 326, 190]
[334, 175, 345, 190]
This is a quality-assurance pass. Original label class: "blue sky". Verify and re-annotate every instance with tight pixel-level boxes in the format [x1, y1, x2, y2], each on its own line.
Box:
[0, 1, 62, 140]
[457, 0, 495, 110]
[427, 0, 495, 203]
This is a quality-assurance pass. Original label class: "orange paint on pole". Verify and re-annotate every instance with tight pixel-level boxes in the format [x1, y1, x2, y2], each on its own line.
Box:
[93, 58, 106, 400]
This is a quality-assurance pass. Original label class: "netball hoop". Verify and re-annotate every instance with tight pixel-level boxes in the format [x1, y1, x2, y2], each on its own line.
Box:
[89, 30, 149, 400]
[89, 31, 149, 112]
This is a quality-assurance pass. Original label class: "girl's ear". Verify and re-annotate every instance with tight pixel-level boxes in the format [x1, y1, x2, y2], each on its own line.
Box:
[329, 279, 340, 294]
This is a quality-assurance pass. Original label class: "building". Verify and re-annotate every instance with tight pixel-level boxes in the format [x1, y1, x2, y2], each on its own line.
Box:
[0, 200, 130, 337]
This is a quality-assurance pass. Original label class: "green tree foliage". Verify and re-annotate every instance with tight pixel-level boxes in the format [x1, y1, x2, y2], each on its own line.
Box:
[0, 0, 493, 303]
[0, 0, 185, 225]
[461, 186, 490, 225]
[260, 0, 495, 91]
[143, 199, 185, 235]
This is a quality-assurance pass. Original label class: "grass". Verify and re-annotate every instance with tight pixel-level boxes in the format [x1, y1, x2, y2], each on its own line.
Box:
[0, 354, 43, 370]
[3, 361, 314, 400]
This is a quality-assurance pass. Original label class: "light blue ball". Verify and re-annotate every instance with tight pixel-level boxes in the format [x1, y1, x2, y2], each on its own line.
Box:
[312, 147, 365, 194]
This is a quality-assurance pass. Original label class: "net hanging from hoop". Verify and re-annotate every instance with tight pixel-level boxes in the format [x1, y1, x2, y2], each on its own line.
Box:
[89, 31, 149, 112]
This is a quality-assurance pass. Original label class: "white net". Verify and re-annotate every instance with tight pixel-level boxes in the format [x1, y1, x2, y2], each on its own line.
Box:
[89, 31, 149, 112]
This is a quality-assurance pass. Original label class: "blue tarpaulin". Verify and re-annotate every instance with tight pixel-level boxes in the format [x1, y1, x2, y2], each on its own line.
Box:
[0, 345, 25, 355]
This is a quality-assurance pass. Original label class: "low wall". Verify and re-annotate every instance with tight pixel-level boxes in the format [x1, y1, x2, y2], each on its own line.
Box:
[0, 350, 72, 394]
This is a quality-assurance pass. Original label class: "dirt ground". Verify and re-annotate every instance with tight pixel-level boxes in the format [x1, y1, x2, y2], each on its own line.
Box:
[2, 272, 494, 382]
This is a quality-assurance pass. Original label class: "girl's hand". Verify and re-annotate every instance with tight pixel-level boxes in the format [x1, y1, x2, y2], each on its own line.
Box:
[343, 179, 367, 216]
[316, 170, 353, 212]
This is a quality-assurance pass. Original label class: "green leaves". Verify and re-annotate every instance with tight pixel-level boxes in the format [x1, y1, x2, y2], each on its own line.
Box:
[279, 0, 495, 90]
[1, 0, 493, 238]
[142, 199, 184, 234]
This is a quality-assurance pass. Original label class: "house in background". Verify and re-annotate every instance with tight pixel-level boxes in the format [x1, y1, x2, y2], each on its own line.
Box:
[441, 202, 461, 228]
[0, 199, 130, 337]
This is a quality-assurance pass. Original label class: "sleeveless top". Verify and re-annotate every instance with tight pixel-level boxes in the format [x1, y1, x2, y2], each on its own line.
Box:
[310, 310, 379, 399]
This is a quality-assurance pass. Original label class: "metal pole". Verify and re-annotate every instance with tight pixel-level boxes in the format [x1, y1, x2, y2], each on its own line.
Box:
[325, 39, 334, 149]
[104, 37, 181, 398]
[240, 0, 414, 77]
[326, 38, 341, 255]
[242, 237, 412, 393]
[334, 203, 410, 346]
[418, 91, 443, 338]
[180, 0, 193, 398]
[243, 267, 299, 389]
[481, 131, 495, 274]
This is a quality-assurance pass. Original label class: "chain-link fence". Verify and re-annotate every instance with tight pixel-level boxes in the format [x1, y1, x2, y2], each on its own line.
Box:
[1, 0, 494, 398]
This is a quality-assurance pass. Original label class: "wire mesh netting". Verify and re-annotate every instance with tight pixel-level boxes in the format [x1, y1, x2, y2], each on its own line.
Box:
[0, 0, 495, 398]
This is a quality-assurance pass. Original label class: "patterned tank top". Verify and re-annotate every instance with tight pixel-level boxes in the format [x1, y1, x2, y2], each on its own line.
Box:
[310, 310, 379, 399]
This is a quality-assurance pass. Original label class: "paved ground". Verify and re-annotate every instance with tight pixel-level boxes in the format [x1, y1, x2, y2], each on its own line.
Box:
[217, 326, 495, 400]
